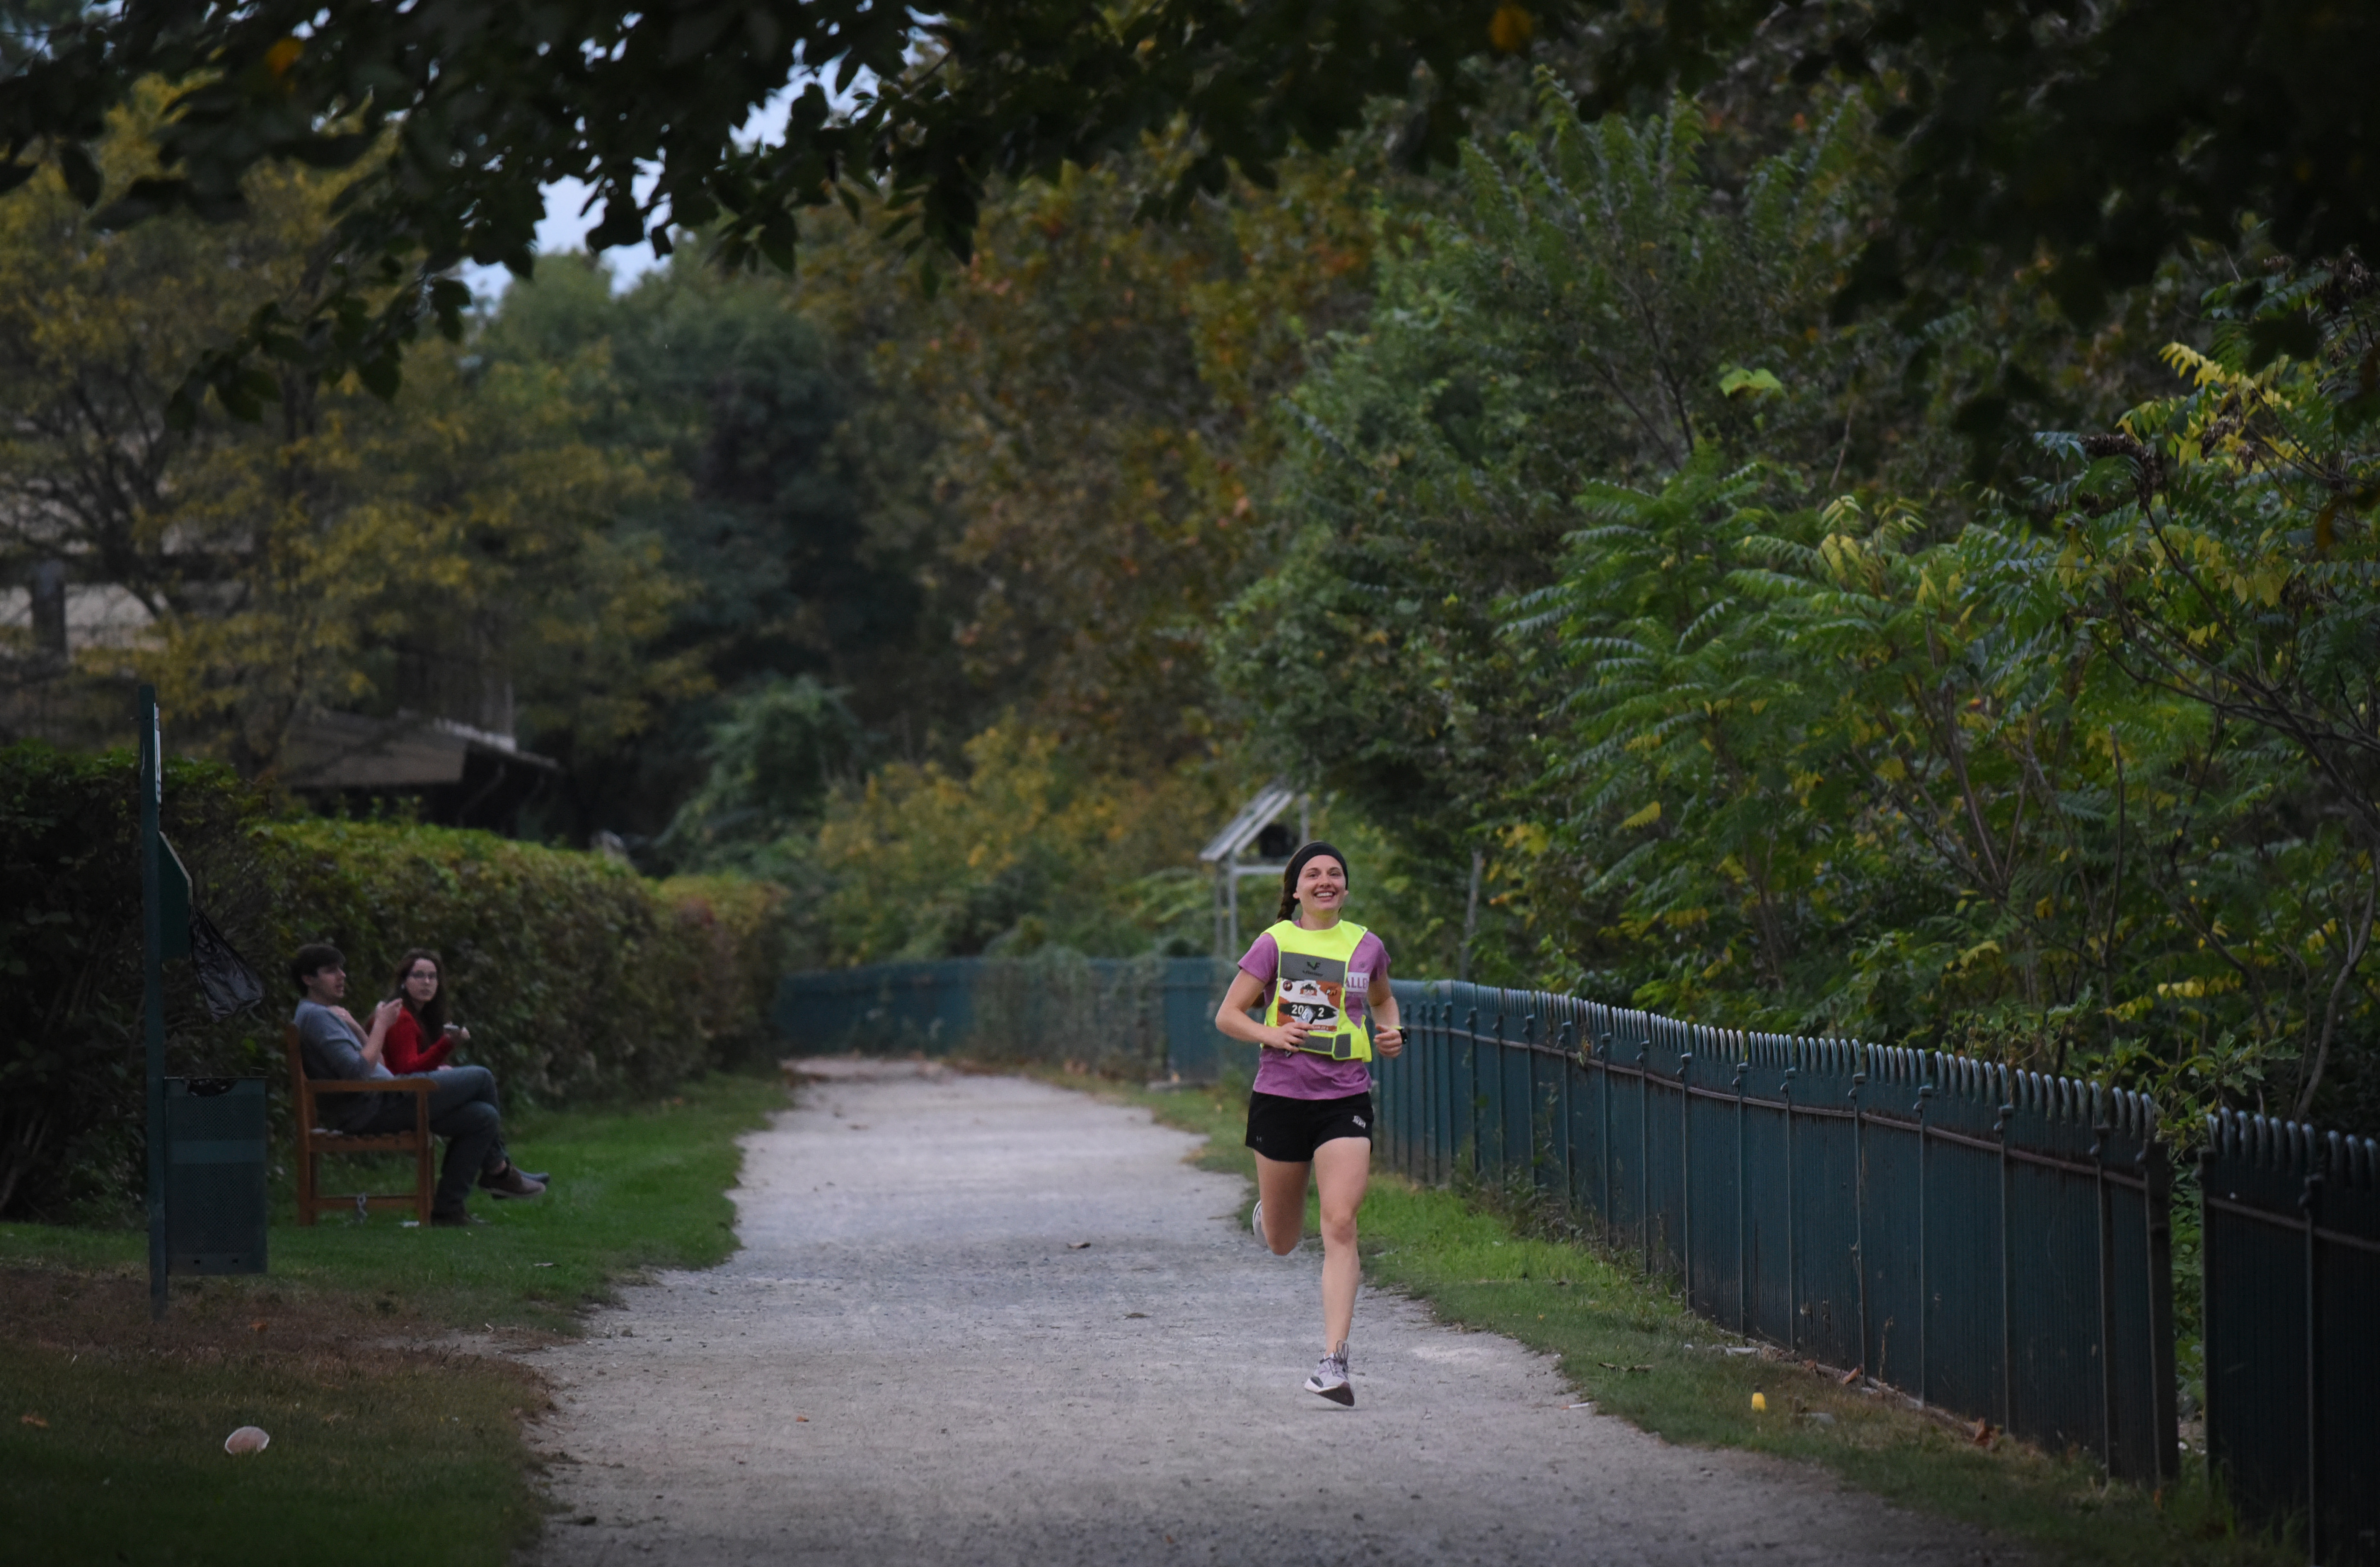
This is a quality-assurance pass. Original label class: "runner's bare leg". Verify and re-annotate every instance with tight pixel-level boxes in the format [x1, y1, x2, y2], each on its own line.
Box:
[1312, 1136, 1372, 1350]
[1253, 1151, 1310, 1256]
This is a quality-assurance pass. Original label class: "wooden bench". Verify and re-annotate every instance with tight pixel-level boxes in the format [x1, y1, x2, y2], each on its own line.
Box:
[283, 1023, 437, 1226]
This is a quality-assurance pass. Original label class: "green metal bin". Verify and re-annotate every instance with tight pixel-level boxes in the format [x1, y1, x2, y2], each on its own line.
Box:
[165, 1077, 267, 1275]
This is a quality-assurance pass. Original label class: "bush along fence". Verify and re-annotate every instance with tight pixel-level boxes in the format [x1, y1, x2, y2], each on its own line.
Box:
[774, 953, 1240, 1081]
[2200, 1111, 2380, 1564]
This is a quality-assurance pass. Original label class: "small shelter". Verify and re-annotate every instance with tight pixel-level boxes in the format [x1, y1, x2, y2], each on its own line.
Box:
[1199, 781, 1309, 957]
[281, 710, 558, 832]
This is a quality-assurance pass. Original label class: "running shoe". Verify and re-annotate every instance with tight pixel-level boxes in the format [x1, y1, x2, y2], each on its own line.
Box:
[1304, 1345, 1353, 1406]
[1251, 1199, 1298, 1254]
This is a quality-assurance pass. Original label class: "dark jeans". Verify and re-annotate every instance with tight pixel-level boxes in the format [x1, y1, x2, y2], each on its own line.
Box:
[357, 1066, 509, 1217]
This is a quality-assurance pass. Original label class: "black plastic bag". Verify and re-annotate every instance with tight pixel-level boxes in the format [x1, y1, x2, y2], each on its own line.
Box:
[190, 904, 265, 1021]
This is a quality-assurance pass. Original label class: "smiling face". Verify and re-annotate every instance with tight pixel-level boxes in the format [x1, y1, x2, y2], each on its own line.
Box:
[1295, 854, 1347, 916]
[402, 957, 440, 1006]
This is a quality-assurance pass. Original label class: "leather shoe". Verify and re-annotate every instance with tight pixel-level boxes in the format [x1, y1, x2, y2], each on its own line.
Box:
[430, 1209, 486, 1227]
[480, 1162, 546, 1199]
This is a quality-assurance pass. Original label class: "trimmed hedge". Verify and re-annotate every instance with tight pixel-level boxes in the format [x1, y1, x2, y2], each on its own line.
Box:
[0, 743, 789, 1223]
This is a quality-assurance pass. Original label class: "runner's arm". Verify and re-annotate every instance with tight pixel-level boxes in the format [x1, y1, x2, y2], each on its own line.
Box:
[1368, 982, 1403, 1059]
[1215, 969, 1310, 1053]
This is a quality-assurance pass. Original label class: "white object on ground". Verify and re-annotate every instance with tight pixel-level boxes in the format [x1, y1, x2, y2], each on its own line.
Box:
[223, 1426, 269, 1455]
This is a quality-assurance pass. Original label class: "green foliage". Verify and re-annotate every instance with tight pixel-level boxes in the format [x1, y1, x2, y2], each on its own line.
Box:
[1515, 265, 2380, 1128]
[809, 718, 1234, 964]
[6, 0, 2371, 426]
[0, 742, 788, 1222]
[258, 817, 792, 1104]
[1218, 98, 2377, 1129]
[0, 93, 699, 774]
[474, 257, 955, 842]
[823, 149, 1381, 769]
[1222, 93, 1881, 977]
[0, 742, 262, 1220]
[0, 0, 1548, 407]
[658, 674, 863, 877]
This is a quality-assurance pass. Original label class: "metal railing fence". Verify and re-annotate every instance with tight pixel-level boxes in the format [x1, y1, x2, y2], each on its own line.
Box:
[774, 954, 1239, 1080]
[1377, 979, 2180, 1486]
[2201, 1110, 2380, 1564]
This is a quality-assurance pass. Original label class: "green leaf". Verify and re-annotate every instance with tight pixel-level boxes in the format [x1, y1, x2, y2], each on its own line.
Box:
[1718, 367, 1783, 400]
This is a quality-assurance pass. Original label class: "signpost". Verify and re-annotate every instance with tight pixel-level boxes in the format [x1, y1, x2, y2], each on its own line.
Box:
[140, 684, 168, 1320]
[140, 685, 264, 1321]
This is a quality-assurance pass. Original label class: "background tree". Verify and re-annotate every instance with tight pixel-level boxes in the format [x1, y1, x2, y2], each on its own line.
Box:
[0, 93, 698, 769]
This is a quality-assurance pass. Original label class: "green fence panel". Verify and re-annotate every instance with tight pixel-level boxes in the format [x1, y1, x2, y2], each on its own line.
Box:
[775, 955, 1241, 1081]
[2202, 1113, 2379, 1565]
[1378, 978, 2180, 1488]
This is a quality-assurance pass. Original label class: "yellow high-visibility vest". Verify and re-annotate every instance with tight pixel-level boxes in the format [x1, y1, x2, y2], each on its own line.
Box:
[1264, 918, 1374, 1062]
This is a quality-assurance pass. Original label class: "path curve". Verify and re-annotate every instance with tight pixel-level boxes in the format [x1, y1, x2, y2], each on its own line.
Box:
[525, 1071, 2013, 1566]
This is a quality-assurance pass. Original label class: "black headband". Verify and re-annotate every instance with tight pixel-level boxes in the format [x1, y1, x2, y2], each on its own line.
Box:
[1284, 840, 1350, 895]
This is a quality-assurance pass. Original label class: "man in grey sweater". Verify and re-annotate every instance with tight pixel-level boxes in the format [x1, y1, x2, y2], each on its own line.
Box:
[290, 942, 544, 1226]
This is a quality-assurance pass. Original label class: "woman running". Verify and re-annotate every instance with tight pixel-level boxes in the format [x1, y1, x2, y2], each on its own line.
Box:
[1213, 841, 1402, 1406]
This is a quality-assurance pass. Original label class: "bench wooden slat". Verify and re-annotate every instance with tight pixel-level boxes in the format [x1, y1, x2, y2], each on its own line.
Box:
[284, 1022, 435, 1226]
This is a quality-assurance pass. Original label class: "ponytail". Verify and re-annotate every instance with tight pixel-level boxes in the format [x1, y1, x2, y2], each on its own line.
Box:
[1275, 884, 1298, 925]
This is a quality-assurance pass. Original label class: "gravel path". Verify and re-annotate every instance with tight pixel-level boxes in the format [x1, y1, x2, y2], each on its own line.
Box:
[524, 1070, 2013, 1566]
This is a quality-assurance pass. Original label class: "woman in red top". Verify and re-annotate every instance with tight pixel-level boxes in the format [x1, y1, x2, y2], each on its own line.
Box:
[374, 948, 548, 1190]
[381, 948, 468, 1075]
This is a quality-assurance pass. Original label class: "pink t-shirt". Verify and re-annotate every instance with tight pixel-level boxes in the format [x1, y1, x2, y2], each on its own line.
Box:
[1239, 925, 1392, 1101]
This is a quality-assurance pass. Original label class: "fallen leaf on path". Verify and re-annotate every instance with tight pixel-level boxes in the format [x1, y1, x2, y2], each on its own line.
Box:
[1971, 1418, 1995, 1446]
[1124, 1312, 1148, 1319]
[1067, 1241, 1091, 1249]
[795, 1417, 809, 1423]
[20, 1414, 46, 1428]
[1838, 1368, 1861, 1385]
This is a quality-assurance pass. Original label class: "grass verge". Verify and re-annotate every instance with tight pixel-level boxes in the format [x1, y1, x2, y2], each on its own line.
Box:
[0, 1069, 786, 1567]
[1045, 1067, 2290, 1567]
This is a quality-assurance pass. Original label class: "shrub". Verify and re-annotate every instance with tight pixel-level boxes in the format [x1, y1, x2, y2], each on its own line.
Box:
[0, 744, 263, 1221]
[0, 743, 789, 1223]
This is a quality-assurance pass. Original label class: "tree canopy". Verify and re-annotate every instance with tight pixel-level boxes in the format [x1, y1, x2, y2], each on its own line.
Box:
[0, 0, 2372, 413]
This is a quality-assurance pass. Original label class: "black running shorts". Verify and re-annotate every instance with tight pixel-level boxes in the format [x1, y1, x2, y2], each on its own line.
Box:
[1244, 1090, 1374, 1164]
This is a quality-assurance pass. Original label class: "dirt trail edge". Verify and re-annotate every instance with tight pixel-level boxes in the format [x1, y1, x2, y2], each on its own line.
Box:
[524, 1072, 2015, 1567]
